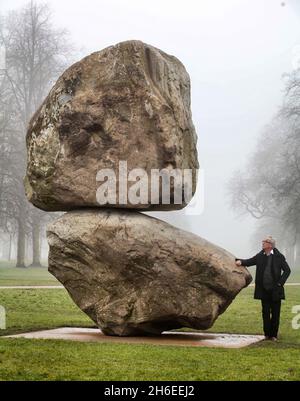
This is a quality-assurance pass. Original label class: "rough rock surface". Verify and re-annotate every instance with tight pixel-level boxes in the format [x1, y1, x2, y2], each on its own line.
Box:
[25, 40, 199, 211]
[47, 209, 252, 336]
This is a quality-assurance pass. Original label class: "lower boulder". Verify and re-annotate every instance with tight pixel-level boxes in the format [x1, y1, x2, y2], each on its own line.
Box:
[47, 209, 252, 336]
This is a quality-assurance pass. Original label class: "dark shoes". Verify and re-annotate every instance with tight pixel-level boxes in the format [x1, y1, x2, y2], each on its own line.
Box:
[263, 336, 278, 341]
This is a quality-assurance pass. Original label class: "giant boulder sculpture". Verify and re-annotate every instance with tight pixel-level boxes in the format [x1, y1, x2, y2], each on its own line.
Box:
[24, 40, 252, 337]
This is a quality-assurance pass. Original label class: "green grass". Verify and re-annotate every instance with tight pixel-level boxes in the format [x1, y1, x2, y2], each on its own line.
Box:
[0, 289, 91, 335]
[288, 268, 300, 283]
[0, 338, 299, 381]
[0, 261, 16, 269]
[205, 287, 300, 345]
[0, 262, 59, 286]
[0, 260, 48, 268]
[0, 286, 299, 380]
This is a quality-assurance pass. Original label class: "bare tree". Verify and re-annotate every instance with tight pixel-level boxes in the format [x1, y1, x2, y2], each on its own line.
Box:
[0, 1, 73, 267]
[227, 94, 300, 269]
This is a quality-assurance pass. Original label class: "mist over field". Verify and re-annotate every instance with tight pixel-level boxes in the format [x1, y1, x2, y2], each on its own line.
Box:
[0, 0, 300, 267]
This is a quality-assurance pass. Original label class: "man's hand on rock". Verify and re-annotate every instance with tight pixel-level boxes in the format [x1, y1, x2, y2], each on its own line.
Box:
[235, 260, 242, 266]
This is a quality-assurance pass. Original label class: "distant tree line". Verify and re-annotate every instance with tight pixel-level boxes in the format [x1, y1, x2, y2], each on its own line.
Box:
[0, 1, 73, 267]
[228, 69, 300, 269]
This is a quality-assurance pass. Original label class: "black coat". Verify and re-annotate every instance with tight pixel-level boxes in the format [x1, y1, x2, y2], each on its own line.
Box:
[238, 248, 291, 300]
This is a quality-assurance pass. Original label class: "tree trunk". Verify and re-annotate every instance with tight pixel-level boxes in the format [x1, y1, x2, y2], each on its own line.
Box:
[8, 234, 12, 261]
[29, 219, 41, 267]
[16, 220, 26, 268]
[285, 246, 295, 270]
[294, 231, 300, 269]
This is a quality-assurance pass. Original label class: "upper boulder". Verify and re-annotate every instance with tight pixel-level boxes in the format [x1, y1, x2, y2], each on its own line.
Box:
[24, 40, 199, 211]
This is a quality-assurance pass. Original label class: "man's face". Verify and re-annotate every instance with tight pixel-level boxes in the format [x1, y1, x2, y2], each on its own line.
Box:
[262, 240, 273, 252]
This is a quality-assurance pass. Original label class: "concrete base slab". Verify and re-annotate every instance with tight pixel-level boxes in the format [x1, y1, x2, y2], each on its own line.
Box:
[4, 328, 265, 348]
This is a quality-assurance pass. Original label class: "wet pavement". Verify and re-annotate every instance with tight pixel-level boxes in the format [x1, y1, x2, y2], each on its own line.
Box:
[4, 327, 265, 348]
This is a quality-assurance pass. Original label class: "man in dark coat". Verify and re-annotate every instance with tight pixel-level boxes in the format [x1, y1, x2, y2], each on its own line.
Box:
[235, 236, 291, 341]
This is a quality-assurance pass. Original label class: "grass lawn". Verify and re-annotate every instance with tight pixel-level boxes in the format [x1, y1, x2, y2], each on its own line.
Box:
[0, 261, 59, 286]
[0, 286, 299, 380]
[287, 267, 300, 283]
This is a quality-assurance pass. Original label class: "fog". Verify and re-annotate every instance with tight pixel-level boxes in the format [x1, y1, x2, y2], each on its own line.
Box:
[1, 0, 300, 258]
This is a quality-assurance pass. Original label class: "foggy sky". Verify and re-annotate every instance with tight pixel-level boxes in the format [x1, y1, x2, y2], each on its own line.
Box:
[1, 0, 300, 256]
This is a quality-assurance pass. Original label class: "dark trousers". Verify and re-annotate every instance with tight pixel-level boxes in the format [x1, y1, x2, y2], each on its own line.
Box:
[261, 288, 281, 338]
